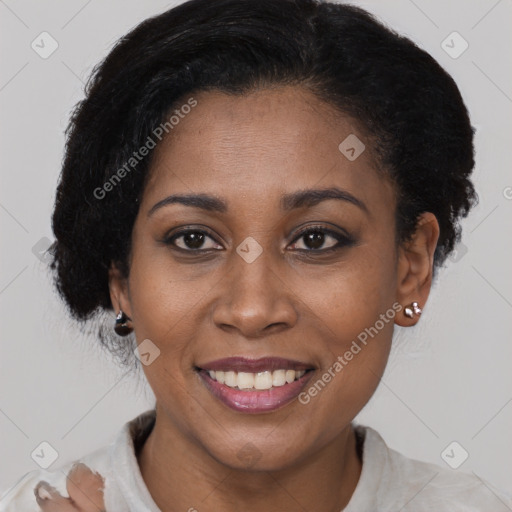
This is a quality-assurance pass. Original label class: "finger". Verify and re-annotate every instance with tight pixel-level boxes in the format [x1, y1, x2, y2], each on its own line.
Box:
[34, 480, 78, 511]
[65, 462, 106, 512]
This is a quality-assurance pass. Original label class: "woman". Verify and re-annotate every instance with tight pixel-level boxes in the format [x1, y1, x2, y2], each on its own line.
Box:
[1, 0, 510, 510]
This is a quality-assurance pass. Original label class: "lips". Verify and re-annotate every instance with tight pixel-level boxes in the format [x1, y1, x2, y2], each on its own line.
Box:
[195, 357, 316, 413]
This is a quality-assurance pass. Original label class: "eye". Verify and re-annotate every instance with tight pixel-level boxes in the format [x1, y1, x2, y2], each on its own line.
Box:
[163, 225, 354, 254]
[288, 226, 354, 253]
[164, 228, 223, 252]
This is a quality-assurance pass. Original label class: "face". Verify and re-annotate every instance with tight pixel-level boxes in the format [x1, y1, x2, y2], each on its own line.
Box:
[110, 86, 435, 471]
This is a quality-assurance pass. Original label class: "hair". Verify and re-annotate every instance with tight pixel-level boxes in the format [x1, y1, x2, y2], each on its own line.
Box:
[50, 0, 477, 366]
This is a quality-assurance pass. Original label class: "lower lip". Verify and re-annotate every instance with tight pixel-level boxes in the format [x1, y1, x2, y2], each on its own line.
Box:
[197, 369, 314, 414]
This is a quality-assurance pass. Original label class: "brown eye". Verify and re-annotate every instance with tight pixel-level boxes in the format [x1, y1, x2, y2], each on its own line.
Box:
[289, 226, 354, 253]
[302, 230, 332, 250]
[165, 229, 223, 251]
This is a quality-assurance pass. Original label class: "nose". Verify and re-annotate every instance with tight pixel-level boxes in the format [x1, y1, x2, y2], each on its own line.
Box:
[211, 244, 298, 339]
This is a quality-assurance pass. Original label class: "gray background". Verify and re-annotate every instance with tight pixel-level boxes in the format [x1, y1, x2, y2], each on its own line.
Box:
[1, 0, 511, 498]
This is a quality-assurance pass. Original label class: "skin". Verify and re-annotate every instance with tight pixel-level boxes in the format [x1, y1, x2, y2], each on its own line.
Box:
[34, 463, 105, 511]
[109, 86, 439, 512]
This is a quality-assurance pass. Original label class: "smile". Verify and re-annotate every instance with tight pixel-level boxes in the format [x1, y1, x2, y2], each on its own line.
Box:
[206, 369, 307, 390]
[195, 357, 315, 413]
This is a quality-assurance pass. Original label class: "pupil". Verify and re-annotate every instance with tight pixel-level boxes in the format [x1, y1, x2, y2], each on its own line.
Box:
[305, 231, 324, 249]
[185, 232, 204, 249]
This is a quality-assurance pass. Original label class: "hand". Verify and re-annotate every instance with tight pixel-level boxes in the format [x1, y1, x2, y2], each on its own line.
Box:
[34, 462, 106, 512]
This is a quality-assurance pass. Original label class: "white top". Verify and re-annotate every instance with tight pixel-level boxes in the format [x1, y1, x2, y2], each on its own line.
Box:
[1, 409, 511, 511]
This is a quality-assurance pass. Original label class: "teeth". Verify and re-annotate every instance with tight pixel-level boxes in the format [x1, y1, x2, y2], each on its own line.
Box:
[285, 369, 296, 383]
[238, 372, 255, 389]
[206, 369, 307, 390]
[272, 369, 286, 387]
[225, 371, 236, 387]
[254, 371, 273, 390]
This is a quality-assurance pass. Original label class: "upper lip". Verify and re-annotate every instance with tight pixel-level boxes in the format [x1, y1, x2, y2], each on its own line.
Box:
[197, 357, 315, 373]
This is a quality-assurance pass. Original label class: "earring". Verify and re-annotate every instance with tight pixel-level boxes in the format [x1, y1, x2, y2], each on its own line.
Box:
[114, 310, 133, 336]
[404, 301, 422, 319]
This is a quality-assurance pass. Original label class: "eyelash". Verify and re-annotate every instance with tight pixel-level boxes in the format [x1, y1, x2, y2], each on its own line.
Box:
[163, 225, 355, 255]
[290, 225, 355, 254]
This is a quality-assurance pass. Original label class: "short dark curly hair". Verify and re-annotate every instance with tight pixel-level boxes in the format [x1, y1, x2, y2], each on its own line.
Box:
[50, 0, 476, 360]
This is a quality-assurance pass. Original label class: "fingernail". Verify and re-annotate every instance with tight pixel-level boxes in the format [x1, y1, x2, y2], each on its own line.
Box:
[34, 481, 53, 500]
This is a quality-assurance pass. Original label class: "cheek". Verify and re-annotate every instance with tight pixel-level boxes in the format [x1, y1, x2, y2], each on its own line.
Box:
[300, 236, 398, 341]
[126, 241, 225, 388]
[306, 278, 395, 391]
[127, 242, 212, 332]
[295, 262, 397, 436]
[294, 233, 398, 408]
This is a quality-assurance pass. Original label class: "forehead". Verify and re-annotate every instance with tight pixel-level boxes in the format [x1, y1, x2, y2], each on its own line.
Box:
[142, 86, 393, 215]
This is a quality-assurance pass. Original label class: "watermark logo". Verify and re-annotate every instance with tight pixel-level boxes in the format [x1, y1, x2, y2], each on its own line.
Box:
[31, 441, 59, 469]
[236, 442, 262, 468]
[448, 242, 468, 263]
[441, 31, 469, 59]
[32, 237, 53, 264]
[134, 338, 161, 366]
[338, 134, 366, 161]
[31, 32, 59, 59]
[441, 441, 469, 469]
[236, 236, 263, 263]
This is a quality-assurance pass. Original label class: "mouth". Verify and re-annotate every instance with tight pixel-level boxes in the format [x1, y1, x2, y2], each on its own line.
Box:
[194, 357, 316, 414]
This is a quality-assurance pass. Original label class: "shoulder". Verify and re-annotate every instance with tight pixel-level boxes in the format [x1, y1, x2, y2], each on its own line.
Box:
[0, 444, 112, 512]
[346, 424, 512, 512]
[0, 409, 156, 512]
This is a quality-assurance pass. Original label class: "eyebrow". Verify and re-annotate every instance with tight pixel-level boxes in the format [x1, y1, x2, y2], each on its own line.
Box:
[281, 187, 368, 213]
[147, 187, 368, 217]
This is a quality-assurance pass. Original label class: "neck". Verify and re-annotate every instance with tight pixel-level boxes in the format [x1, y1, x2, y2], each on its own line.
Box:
[137, 406, 362, 512]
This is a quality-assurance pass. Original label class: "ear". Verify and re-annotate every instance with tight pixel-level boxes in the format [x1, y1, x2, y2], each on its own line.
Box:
[108, 262, 132, 318]
[395, 212, 440, 327]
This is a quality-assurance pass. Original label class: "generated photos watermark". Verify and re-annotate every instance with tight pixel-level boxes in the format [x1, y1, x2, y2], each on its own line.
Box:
[93, 97, 197, 200]
[298, 302, 403, 405]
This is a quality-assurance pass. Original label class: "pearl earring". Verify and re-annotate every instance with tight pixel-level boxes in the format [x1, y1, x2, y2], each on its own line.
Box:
[404, 301, 422, 318]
